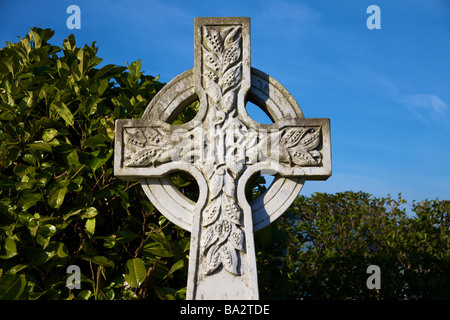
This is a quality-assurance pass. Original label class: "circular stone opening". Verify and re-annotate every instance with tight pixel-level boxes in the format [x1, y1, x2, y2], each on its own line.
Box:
[245, 101, 273, 125]
[170, 98, 200, 126]
[168, 171, 200, 203]
[244, 171, 276, 203]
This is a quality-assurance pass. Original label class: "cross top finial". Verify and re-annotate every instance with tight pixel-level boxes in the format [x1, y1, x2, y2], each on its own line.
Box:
[115, 17, 331, 300]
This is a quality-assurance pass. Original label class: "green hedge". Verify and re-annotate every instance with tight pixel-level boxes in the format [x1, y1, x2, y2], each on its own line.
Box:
[276, 192, 450, 299]
[0, 27, 191, 300]
[1, 28, 449, 300]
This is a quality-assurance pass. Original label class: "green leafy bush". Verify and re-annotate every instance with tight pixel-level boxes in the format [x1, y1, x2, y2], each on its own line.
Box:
[277, 192, 450, 299]
[0, 27, 189, 300]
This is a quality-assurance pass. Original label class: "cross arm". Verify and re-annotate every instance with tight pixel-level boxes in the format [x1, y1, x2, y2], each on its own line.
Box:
[270, 117, 331, 180]
[114, 118, 195, 180]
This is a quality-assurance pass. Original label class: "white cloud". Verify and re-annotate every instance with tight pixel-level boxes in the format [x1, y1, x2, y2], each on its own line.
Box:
[346, 64, 450, 126]
[399, 94, 449, 126]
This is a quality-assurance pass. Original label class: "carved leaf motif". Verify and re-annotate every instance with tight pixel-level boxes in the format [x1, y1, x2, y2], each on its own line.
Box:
[145, 128, 165, 146]
[205, 245, 221, 275]
[222, 27, 241, 70]
[222, 44, 241, 70]
[202, 26, 242, 109]
[222, 194, 242, 226]
[220, 62, 242, 93]
[220, 243, 239, 275]
[223, 170, 236, 198]
[125, 148, 159, 167]
[203, 47, 220, 75]
[299, 128, 321, 150]
[222, 26, 240, 48]
[216, 219, 231, 245]
[201, 225, 218, 252]
[125, 128, 148, 147]
[282, 128, 306, 149]
[229, 224, 245, 252]
[204, 27, 222, 54]
[202, 197, 221, 227]
[289, 148, 319, 166]
[209, 171, 224, 200]
[282, 127, 323, 166]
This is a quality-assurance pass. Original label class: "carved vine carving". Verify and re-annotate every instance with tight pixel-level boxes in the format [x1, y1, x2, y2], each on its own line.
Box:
[121, 25, 324, 277]
[200, 25, 246, 275]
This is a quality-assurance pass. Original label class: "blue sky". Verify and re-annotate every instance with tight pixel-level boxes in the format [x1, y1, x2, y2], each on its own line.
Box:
[1, 0, 449, 207]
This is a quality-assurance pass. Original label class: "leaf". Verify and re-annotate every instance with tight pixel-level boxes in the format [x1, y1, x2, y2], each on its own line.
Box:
[85, 218, 96, 238]
[29, 28, 42, 48]
[203, 72, 221, 104]
[202, 197, 221, 226]
[203, 47, 220, 74]
[282, 128, 306, 148]
[203, 26, 222, 54]
[74, 290, 92, 300]
[222, 195, 242, 226]
[77, 49, 84, 77]
[26, 142, 52, 153]
[125, 147, 161, 167]
[128, 59, 142, 78]
[204, 245, 222, 275]
[18, 193, 42, 211]
[42, 128, 58, 142]
[124, 258, 147, 288]
[67, 150, 82, 169]
[36, 224, 57, 248]
[223, 170, 236, 197]
[103, 231, 139, 248]
[0, 237, 18, 259]
[0, 111, 14, 121]
[51, 101, 74, 127]
[82, 255, 115, 268]
[200, 225, 218, 252]
[289, 149, 319, 166]
[23, 154, 37, 166]
[219, 243, 239, 275]
[229, 224, 245, 252]
[209, 171, 223, 200]
[179, 238, 190, 253]
[143, 242, 174, 258]
[170, 260, 184, 274]
[220, 62, 241, 93]
[216, 219, 232, 245]
[98, 78, 109, 96]
[94, 64, 126, 80]
[154, 287, 177, 300]
[222, 28, 241, 69]
[0, 274, 27, 300]
[299, 127, 321, 150]
[223, 26, 241, 48]
[82, 207, 99, 219]
[48, 185, 67, 208]
[220, 88, 237, 113]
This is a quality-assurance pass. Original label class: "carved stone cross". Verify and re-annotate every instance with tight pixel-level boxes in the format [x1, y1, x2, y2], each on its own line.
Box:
[114, 17, 331, 300]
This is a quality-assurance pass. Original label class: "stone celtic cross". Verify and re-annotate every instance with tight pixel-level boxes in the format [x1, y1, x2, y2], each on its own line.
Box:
[114, 17, 331, 299]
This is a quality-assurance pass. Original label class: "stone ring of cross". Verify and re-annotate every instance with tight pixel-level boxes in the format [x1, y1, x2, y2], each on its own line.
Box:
[138, 67, 309, 232]
[115, 17, 331, 300]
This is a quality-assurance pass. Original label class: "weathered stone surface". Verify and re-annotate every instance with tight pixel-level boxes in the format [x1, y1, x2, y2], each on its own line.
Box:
[114, 17, 331, 300]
